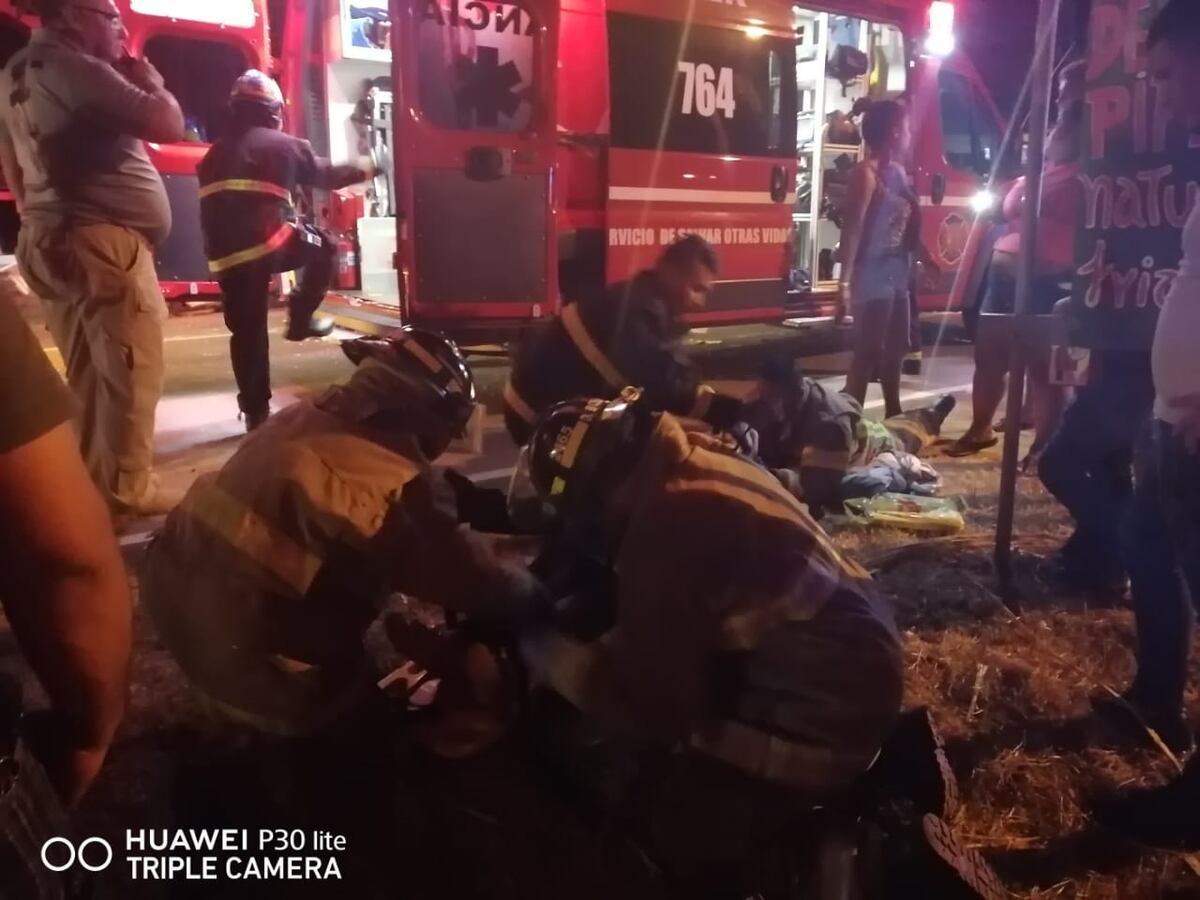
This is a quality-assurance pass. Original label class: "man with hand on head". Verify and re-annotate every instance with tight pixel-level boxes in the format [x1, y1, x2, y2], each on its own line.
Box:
[0, 0, 185, 520]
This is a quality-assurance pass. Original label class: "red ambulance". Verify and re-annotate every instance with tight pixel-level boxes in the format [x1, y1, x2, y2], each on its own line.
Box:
[0, 0, 271, 300]
[282, 0, 1007, 336]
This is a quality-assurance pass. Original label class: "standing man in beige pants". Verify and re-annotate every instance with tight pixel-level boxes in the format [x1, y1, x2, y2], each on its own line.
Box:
[0, 0, 184, 518]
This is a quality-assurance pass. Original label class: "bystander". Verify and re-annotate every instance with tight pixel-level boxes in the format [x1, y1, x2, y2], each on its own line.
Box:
[0, 0, 185, 519]
[1092, 0, 1200, 846]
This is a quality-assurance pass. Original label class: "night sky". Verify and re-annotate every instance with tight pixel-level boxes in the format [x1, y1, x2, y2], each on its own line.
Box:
[963, 0, 1091, 115]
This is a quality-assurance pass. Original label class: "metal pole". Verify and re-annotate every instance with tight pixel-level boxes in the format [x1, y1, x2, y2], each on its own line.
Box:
[994, 0, 1062, 585]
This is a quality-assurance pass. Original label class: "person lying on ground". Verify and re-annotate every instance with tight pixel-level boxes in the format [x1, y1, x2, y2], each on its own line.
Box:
[743, 358, 956, 516]
[141, 329, 547, 738]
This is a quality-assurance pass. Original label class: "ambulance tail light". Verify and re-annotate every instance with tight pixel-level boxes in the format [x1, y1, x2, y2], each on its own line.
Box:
[925, 1, 956, 57]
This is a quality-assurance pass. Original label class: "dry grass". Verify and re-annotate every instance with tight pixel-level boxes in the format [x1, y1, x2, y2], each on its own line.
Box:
[2, 437, 1197, 897]
[829, 442, 1200, 899]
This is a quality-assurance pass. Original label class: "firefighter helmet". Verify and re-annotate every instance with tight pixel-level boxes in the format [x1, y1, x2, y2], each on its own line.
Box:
[230, 69, 284, 112]
[340, 328, 477, 435]
[521, 388, 653, 522]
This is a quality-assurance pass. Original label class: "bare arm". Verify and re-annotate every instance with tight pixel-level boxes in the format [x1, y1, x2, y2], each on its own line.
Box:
[837, 163, 875, 287]
[83, 56, 184, 144]
[0, 423, 132, 805]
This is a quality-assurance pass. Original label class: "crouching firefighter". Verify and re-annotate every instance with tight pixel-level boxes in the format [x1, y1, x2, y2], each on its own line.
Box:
[198, 70, 377, 431]
[141, 328, 546, 736]
[509, 392, 1005, 898]
[503, 235, 744, 446]
[746, 358, 956, 516]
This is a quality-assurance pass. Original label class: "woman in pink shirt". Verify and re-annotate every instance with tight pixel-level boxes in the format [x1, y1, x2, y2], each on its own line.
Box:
[949, 105, 1083, 460]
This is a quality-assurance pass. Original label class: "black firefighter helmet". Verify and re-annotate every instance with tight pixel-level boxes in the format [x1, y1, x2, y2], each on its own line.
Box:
[522, 388, 654, 525]
[338, 327, 477, 440]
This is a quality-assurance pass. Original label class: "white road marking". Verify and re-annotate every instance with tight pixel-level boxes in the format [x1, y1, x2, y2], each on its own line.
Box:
[861, 382, 973, 411]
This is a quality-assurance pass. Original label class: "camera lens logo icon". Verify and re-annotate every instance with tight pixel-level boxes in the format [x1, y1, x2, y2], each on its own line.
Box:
[41, 837, 113, 872]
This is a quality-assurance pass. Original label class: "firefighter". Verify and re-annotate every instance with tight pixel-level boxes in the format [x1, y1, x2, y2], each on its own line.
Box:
[746, 358, 957, 516]
[511, 392, 1006, 897]
[513, 390, 902, 879]
[503, 235, 744, 446]
[141, 328, 547, 737]
[198, 70, 377, 431]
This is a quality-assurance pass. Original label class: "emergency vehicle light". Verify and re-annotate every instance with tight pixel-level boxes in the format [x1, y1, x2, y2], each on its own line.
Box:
[743, 18, 767, 40]
[925, 1, 956, 57]
[129, 0, 257, 29]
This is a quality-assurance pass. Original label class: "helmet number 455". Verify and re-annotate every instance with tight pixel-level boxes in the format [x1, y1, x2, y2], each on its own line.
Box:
[677, 62, 737, 119]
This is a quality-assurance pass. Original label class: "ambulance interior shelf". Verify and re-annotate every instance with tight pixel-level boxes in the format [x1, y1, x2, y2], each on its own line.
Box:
[791, 7, 905, 291]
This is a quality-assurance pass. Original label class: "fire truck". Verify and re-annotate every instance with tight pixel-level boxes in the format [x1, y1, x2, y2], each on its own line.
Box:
[0, 0, 271, 300]
[280, 0, 1007, 336]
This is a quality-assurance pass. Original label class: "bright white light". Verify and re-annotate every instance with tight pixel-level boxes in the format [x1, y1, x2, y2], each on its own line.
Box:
[682, 173, 696, 180]
[130, 0, 257, 28]
[925, 32, 956, 57]
[970, 190, 996, 214]
[926, 1, 956, 57]
[743, 25, 767, 40]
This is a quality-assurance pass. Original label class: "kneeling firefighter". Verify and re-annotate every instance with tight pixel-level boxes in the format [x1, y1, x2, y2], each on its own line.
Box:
[199, 70, 378, 431]
[141, 328, 546, 736]
[746, 358, 956, 516]
[514, 393, 901, 871]
[503, 235, 745, 446]
[509, 393, 1006, 897]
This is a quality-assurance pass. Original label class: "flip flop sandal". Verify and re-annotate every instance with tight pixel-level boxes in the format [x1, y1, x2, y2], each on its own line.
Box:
[944, 436, 1000, 458]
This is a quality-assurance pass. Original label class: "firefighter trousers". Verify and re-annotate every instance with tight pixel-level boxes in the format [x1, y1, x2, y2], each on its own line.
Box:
[16, 221, 166, 514]
[218, 227, 335, 415]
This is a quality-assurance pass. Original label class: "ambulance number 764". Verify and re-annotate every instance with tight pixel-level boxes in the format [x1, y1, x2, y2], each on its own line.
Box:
[677, 62, 737, 119]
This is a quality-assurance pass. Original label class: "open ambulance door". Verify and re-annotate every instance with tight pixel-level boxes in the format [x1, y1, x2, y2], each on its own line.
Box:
[603, 1, 797, 325]
[391, 0, 560, 330]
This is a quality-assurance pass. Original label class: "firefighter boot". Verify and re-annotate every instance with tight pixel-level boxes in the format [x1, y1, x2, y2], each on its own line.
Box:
[284, 313, 335, 342]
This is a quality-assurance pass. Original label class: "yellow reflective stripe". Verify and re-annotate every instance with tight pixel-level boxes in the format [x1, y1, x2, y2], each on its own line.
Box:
[559, 415, 592, 469]
[182, 482, 323, 596]
[560, 303, 628, 389]
[199, 178, 292, 202]
[799, 445, 853, 472]
[208, 223, 295, 274]
[689, 385, 716, 420]
[504, 381, 537, 424]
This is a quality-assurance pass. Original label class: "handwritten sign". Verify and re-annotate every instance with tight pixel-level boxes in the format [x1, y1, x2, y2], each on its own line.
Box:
[1072, 0, 1200, 349]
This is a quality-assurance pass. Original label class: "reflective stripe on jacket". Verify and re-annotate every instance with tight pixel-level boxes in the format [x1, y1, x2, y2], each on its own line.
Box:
[541, 414, 902, 791]
[141, 398, 426, 725]
[505, 272, 736, 441]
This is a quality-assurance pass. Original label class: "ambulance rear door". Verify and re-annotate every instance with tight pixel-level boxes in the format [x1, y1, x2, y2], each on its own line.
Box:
[604, 0, 798, 325]
[392, 0, 559, 328]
